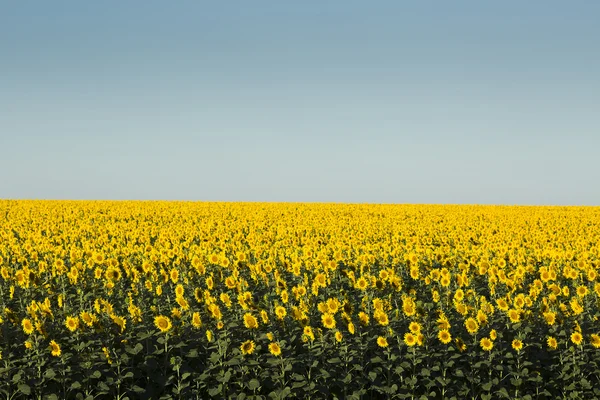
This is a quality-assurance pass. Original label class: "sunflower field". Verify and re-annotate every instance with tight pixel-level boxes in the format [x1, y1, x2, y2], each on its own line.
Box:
[1, 201, 600, 399]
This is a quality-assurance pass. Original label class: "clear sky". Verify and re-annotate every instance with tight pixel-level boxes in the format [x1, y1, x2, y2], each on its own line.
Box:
[1, 1, 599, 205]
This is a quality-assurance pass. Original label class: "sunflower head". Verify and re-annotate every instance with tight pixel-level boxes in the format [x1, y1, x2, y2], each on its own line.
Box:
[240, 340, 255, 355]
[268, 342, 282, 356]
[154, 315, 172, 333]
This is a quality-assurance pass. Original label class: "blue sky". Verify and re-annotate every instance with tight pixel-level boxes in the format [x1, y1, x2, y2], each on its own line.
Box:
[1, 1, 599, 204]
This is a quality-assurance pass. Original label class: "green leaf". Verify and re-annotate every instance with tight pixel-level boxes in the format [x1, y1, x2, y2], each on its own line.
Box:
[248, 379, 260, 390]
[368, 371, 378, 382]
[98, 382, 110, 392]
[44, 369, 57, 380]
[127, 343, 144, 355]
[208, 385, 223, 397]
[12, 373, 22, 383]
[18, 384, 31, 396]
[132, 386, 146, 393]
[70, 382, 82, 390]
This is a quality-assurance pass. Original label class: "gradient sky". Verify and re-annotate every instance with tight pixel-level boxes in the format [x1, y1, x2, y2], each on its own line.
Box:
[1, 1, 599, 204]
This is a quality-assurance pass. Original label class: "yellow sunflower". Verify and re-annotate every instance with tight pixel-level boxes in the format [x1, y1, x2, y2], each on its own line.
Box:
[404, 333, 417, 347]
[154, 315, 172, 333]
[322, 313, 336, 329]
[571, 332, 583, 346]
[240, 340, 255, 355]
[335, 331, 343, 343]
[590, 334, 600, 349]
[512, 339, 523, 352]
[480, 337, 493, 351]
[409, 321, 422, 334]
[465, 318, 479, 335]
[49, 340, 61, 357]
[65, 316, 79, 332]
[22, 318, 35, 335]
[243, 313, 259, 329]
[275, 306, 287, 320]
[192, 312, 202, 328]
[438, 330, 452, 344]
[377, 336, 388, 348]
[268, 342, 282, 356]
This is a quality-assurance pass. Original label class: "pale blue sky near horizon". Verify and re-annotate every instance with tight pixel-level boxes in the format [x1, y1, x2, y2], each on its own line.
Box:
[1, 1, 599, 205]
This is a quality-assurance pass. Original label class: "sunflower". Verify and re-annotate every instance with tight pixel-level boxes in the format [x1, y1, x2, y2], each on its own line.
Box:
[437, 318, 451, 330]
[322, 313, 336, 329]
[355, 277, 368, 291]
[49, 340, 61, 357]
[490, 329, 497, 341]
[268, 342, 282, 356]
[409, 321, 422, 334]
[225, 276, 236, 289]
[240, 340, 255, 355]
[571, 332, 583, 346]
[243, 313, 259, 329]
[543, 311, 556, 326]
[476, 310, 488, 325]
[377, 336, 388, 348]
[65, 316, 79, 332]
[303, 326, 315, 342]
[347, 322, 355, 335]
[480, 337, 493, 351]
[192, 312, 202, 328]
[496, 298, 509, 311]
[590, 334, 600, 349]
[547, 336, 558, 350]
[80, 311, 96, 327]
[404, 333, 417, 347]
[512, 339, 523, 352]
[171, 308, 182, 319]
[438, 330, 452, 344]
[402, 298, 416, 317]
[206, 330, 213, 342]
[315, 273, 327, 287]
[374, 311, 389, 326]
[260, 310, 269, 324]
[169, 268, 179, 284]
[465, 318, 479, 335]
[454, 289, 465, 302]
[111, 315, 126, 333]
[508, 309, 520, 323]
[275, 306, 287, 320]
[335, 331, 343, 343]
[22, 318, 34, 335]
[154, 315, 172, 333]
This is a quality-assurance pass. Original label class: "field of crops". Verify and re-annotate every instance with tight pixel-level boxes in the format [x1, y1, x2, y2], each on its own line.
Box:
[1, 201, 600, 399]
